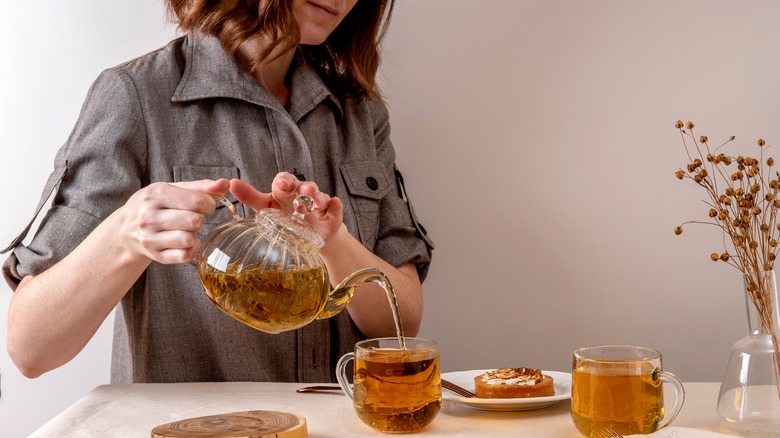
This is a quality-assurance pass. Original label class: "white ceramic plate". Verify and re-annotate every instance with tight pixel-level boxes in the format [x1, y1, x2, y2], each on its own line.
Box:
[441, 370, 572, 412]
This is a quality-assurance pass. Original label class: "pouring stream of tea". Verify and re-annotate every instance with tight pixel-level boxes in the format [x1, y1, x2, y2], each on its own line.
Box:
[322, 269, 406, 350]
[380, 274, 406, 350]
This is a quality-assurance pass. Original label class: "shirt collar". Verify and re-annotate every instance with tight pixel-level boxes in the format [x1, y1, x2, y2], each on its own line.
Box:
[172, 33, 343, 121]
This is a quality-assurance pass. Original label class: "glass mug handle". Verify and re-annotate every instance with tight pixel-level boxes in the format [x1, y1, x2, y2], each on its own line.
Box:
[657, 369, 686, 429]
[336, 352, 355, 399]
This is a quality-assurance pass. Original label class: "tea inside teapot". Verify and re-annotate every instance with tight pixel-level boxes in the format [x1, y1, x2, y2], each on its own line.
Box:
[200, 263, 329, 334]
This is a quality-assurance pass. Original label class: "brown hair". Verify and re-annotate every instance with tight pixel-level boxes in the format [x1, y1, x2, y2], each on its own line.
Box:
[166, 0, 395, 100]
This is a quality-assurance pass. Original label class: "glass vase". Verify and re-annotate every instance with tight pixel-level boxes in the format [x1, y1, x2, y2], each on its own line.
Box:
[716, 270, 780, 436]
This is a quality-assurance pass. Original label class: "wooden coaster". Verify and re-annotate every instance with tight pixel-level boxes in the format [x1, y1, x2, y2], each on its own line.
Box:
[151, 410, 307, 438]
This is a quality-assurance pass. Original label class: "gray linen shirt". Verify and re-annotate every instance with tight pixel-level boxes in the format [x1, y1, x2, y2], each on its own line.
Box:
[2, 34, 433, 384]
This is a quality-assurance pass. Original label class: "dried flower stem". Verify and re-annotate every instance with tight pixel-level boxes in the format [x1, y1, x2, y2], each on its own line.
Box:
[674, 120, 780, 395]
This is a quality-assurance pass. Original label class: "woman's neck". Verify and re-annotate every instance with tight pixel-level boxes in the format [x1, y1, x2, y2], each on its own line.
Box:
[237, 37, 296, 107]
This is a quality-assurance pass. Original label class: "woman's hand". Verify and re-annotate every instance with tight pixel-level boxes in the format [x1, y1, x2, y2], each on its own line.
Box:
[117, 178, 230, 264]
[230, 173, 344, 243]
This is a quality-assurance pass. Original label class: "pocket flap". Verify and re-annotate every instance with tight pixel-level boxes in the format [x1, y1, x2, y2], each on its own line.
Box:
[340, 161, 392, 200]
[173, 165, 240, 183]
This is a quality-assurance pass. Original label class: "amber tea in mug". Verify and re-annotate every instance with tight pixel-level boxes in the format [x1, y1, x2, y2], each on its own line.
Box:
[571, 345, 685, 436]
[337, 337, 441, 433]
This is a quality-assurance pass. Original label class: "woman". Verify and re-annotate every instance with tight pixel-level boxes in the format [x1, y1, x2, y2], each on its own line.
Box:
[3, 0, 433, 384]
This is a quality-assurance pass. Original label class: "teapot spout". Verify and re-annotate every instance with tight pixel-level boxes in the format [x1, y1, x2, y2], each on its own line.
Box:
[318, 267, 387, 319]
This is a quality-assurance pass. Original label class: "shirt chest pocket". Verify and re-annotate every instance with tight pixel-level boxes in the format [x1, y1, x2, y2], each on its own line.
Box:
[173, 165, 241, 239]
[340, 161, 392, 251]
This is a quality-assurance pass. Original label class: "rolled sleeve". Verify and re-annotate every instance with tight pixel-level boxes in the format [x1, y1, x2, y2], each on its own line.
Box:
[374, 195, 434, 281]
[2, 67, 147, 289]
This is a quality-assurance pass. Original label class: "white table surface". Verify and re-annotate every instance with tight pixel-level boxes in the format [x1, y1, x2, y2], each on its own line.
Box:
[31, 381, 741, 437]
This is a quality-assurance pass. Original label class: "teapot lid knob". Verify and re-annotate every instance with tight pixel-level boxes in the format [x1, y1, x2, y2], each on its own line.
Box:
[255, 194, 325, 248]
[293, 195, 315, 221]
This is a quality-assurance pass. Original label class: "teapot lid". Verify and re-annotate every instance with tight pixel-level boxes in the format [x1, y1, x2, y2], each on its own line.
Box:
[255, 195, 325, 248]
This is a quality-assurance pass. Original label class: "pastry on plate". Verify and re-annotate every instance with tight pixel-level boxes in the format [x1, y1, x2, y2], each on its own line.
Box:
[473, 367, 555, 398]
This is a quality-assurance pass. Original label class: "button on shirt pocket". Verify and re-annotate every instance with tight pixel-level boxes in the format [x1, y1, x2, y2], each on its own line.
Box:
[340, 161, 392, 250]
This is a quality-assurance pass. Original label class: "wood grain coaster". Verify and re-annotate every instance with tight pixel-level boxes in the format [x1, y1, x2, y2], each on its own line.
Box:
[151, 410, 307, 438]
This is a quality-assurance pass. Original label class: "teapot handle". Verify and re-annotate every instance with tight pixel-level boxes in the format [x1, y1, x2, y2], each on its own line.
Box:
[213, 196, 238, 218]
[317, 267, 386, 319]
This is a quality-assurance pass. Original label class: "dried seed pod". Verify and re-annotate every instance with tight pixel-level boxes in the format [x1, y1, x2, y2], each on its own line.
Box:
[674, 122, 777, 278]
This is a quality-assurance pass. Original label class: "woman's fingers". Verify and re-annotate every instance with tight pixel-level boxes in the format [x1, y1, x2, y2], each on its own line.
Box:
[230, 178, 275, 211]
[138, 229, 200, 264]
[272, 172, 326, 210]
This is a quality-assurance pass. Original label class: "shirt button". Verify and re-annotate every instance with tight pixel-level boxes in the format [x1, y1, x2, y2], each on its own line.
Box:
[366, 177, 379, 190]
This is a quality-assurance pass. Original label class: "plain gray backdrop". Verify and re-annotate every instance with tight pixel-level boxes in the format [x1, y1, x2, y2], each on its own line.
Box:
[3, 1, 780, 436]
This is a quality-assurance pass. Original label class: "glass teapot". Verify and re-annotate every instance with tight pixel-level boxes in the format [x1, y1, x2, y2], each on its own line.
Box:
[196, 195, 393, 334]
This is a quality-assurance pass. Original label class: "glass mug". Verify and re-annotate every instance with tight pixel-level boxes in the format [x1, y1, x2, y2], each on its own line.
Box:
[571, 345, 686, 436]
[336, 337, 441, 433]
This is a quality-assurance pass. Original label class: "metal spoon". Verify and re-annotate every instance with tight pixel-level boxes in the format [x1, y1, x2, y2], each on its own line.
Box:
[296, 385, 343, 393]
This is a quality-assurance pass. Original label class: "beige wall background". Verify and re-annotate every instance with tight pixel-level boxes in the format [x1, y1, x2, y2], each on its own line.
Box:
[2, 0, 780, 436]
